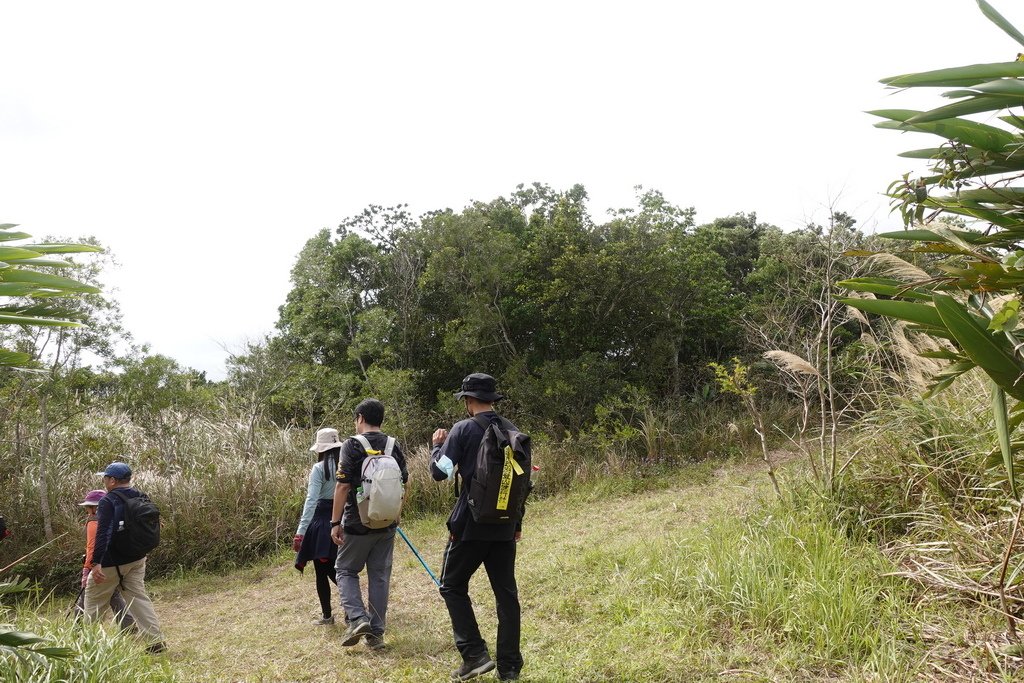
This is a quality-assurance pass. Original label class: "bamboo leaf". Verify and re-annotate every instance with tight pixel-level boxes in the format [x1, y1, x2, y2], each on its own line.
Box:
[3, 258, 74, 268]
[877, 228, 989, 245]
[933, 293, 1024, 399]
[0, 230, 31, 242]
[0, 283, 45, 296]
[838, 277, 934, 301]
[881, 61, 1024, 87]
[993, 383, 1019, 498]
[870, 109, 1019, 152]
[908, 95, 1024, 124]
[18, 243, 102, 255]
[839, 297, 945, 327]
[0, 270, 101, 294]
[990, 299, 1021, 331]
[0, 313, 81, 327]
[974, 78, 1024, 96]
[0, 247, 42, 261]
[978, 0, 1024, 49]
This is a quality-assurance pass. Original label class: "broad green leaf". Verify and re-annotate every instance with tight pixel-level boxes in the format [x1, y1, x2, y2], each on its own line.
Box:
[870, 109, 1019, 152]
[990, 299, 1022, 331]
[0, 230, 31, 242]
[0, 313, 80, 327]
[881, 61, 1024, 87]
[933, 293, 1024, 399]
[978, 0, 1024, 49]
[838, 277, 934, 301]
[0, 270, 100, 294]
[0, 303, 87, 320]
[907, 95, 1024, 124]
[956, 187, 1024, 203]
[877, 228, 988, 244]
[0, 283, 41, 296]
[19, 243, 102, 254]
[993, 383, 1019, 498]
[839, 297, 945, 327]
[0, 247, 42, 261]
[919, 350, 967, 361]
[4, 258, 74, 268]
[973, 78, 1024, 96]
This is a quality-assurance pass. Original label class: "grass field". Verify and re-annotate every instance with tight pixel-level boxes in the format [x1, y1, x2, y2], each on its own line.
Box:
[6, 455, 1009, 682]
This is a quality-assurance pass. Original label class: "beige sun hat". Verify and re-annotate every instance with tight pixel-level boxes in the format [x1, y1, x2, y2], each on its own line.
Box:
[309, 428, 340, 453]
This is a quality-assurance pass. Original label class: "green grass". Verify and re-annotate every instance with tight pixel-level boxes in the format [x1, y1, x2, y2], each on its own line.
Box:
[6, 456, 1000, 682]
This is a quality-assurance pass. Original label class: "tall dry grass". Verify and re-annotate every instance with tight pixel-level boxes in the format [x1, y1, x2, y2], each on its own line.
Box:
[1, 397, 794, 592]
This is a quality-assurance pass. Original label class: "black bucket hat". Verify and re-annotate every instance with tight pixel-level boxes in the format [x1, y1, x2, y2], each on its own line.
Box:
[454, 373, 504, 403]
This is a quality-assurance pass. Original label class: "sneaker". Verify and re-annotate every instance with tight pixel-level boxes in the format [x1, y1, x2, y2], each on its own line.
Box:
[341, 617, 371, 646]
[365, 634, 385, 651]
[144, 641, 167, 654]
[451, 654, 496, 681]
[313, 616, 335, 626]
[498, 673, 520, 682]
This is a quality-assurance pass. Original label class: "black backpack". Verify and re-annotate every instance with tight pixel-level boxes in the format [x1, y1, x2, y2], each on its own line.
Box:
[466, 415, 532, 525]
[109, 489, 160, 561]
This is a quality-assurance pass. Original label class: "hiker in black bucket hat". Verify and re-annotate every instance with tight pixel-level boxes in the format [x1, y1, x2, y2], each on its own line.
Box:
[430, 372, 527, 682]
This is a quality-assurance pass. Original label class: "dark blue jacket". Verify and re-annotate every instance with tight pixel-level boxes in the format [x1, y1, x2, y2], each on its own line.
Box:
[92, 487, 146, 566]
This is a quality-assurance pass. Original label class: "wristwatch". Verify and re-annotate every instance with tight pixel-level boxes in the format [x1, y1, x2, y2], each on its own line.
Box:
[330, 520, 341, 528]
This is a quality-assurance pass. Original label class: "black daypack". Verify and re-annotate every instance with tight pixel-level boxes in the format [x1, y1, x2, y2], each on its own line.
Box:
[108, 489, 160, 562]
[466, 415, 532, 525]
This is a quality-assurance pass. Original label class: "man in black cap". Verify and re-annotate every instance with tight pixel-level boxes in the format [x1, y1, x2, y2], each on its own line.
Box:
[430, 373, 524, 682]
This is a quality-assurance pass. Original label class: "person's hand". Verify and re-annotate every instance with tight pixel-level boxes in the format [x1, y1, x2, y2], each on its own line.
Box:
[432, 428, 448, 446]
[514, 531, 522, 543]
[92, 566, 107, 584]
[81, 567, 91, 589]
[292, 535, 303, 552]
[331, 526, 345, 546]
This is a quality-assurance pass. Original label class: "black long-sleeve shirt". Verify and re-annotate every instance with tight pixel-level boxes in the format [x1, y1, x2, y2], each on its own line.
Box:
[431, 411, 522, 541]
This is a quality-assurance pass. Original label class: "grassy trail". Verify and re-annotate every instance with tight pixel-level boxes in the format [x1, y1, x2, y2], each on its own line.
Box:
[149, 456, 988, 682]
[154, 460, 754, 682]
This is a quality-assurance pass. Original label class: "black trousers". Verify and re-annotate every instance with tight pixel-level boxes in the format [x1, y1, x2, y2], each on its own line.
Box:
[439, 538, 523, 675]
[313, 558, 337, 619]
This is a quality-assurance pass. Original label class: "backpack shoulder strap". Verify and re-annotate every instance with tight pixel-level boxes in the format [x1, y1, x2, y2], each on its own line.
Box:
[384, 436, 396, 457]
[108, 489, 129, 503]
[352, 434, 374, 453]
[471, 414, 495, 432]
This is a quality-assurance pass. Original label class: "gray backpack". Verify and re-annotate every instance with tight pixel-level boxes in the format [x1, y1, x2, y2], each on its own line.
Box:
[353, 435, 403, 529]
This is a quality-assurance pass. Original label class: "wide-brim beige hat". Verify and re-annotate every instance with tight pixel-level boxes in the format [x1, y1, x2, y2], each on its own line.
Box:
[310, 427, 340, 453]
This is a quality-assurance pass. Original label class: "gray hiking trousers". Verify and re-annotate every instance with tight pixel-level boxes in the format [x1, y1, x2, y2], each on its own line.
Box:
[335, 528, 395, 637]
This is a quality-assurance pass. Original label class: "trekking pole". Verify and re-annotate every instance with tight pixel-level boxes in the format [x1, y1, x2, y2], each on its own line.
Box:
[396, 526, 441, 588]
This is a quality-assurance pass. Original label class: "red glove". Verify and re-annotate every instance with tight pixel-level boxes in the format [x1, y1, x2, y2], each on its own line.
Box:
[81, 567, 91, 589]
[292, 535, 303, 552]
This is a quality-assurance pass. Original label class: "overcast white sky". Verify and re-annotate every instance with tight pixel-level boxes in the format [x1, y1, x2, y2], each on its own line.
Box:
[1, 1, 1019, 379]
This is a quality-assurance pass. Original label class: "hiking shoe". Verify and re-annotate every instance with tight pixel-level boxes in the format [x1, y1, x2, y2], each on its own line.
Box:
[313, 615, 335, 625]
[365, 634, 385, 651]
[498, 672, 520, 682]
[451, 654, 495, 681]
[144, 642, 167, 654]
[341, 617, 371, 646]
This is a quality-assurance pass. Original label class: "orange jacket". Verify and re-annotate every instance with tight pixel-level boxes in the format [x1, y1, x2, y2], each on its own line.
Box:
[84, 516, 97, 567]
